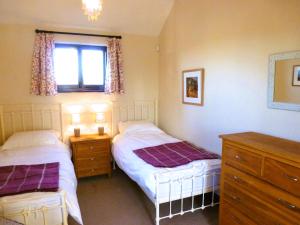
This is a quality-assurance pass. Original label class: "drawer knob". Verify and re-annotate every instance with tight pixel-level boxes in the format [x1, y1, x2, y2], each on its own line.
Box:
[90, 158, 95, 161]
[90, 146, 94, 150]
[233, 175, 239, 181]
[231, 195, 240, 201]
[283, 173, 299, 183]
[277, 198, 297, 210]
[235, 155, 241, 160]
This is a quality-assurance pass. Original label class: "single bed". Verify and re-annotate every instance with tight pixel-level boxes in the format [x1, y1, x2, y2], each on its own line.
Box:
[0, 130, 83, 225]
[112, 121, 221, 225]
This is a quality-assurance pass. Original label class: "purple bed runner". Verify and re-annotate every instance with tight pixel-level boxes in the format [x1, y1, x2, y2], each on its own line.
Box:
[133, 141, 219, 168]
[0, 162, 59, 197]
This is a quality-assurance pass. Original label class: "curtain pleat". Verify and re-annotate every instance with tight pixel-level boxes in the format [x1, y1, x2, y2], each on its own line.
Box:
[105, 38, 124, 94]
[31, 33, 57, 96]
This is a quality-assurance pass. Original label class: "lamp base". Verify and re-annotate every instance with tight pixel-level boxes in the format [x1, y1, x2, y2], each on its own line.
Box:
[74, 128, 80, 137]
[98, 127, 104, 136]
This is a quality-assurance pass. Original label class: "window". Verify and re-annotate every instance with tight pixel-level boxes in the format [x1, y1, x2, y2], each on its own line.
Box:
[54, 44, 107, 92]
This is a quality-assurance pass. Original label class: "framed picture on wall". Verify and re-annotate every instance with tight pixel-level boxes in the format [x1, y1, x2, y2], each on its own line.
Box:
[292, 65, 300, 86]
[182, 69, 205, 106]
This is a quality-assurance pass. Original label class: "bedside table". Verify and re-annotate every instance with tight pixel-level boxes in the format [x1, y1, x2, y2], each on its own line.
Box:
[70, 134, 112, 179]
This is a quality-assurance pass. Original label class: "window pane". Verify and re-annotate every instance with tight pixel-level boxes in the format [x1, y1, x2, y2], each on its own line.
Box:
[54, 48, 79, 85]
[82, 49, 104, 85]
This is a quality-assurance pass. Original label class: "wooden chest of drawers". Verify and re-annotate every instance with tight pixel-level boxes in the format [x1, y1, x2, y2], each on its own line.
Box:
[219, 132, 300, 225]
[70, 134, 112, 179]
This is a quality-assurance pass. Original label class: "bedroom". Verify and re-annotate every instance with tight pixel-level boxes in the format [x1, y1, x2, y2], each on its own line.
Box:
[0, 0, 300, 225]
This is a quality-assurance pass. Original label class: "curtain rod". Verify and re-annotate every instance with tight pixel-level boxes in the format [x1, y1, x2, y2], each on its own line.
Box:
[35, 29, 122, 39]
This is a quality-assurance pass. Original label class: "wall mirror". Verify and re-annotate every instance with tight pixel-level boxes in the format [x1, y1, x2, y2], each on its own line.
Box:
[268, 51, 300, 111]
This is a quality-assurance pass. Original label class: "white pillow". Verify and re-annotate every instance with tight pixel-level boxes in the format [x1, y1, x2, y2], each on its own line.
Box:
[118, 121, 162, 134]
[2, 130, 61, 150]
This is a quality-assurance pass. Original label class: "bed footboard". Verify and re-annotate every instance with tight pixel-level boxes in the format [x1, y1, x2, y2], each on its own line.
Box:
[154, 166, 220, 225]
[0, 191, 68, 225]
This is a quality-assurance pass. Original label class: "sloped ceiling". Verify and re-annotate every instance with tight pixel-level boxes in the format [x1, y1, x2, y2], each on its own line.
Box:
[0, 0, 174, 36]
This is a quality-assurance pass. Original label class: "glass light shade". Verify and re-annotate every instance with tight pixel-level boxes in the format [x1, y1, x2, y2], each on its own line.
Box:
[82, 0, 103, 21]
[96, 112, 105, 123]
[72, 113, 81, 124]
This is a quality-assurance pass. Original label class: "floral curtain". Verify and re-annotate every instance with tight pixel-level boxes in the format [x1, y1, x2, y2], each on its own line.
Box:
[31, 33, 57, 96]
[105, 38, 124, 94]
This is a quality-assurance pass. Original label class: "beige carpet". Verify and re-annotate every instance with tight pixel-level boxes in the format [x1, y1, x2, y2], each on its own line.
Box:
[69, 169, 219, 225]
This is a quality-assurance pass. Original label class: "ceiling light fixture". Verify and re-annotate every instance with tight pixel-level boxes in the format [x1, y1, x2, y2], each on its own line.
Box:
[82, 0, 103, 22]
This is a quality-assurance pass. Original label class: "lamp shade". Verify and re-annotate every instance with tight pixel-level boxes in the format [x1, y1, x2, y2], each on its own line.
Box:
[96, 112, 105, 123]
[72, 113, 81, 124]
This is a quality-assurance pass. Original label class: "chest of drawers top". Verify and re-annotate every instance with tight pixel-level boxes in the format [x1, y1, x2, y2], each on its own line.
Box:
[220, 132, 300, 164]
[70, 134, 111, 143]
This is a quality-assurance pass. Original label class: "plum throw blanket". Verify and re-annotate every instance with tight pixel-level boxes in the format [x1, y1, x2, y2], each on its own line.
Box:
[0, 162, 59, 197]
[133, 141, 219, 168]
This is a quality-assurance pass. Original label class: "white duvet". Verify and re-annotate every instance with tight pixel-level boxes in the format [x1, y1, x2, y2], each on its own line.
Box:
[0, 143, 82, 225]
[112, 129, 221, 203]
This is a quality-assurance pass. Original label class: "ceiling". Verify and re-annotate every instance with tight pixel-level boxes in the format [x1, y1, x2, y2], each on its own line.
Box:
[0, 0, 174, 36]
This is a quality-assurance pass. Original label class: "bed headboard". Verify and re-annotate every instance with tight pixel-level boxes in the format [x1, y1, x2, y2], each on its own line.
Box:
[111, 100, 158, 137]
[0, 104, 63, 145]
[0, 100, 157, 144]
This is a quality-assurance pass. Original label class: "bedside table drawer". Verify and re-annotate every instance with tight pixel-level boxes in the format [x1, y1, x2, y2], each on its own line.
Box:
[75, 141, 109, 151]
[77, 166, 110, 178]
[76, 149, 109, 159]
[76, 156, 109, 169]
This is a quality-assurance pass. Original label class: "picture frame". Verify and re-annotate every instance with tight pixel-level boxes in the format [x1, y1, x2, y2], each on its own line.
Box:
[182, 69, 205, 106]
[292, 65, 300, 86]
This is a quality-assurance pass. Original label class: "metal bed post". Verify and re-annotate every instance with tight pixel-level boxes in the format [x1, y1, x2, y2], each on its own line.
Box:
[153, 167, 220, 225]
[0, 191, 69, 225]
[155, 174, 160, 225]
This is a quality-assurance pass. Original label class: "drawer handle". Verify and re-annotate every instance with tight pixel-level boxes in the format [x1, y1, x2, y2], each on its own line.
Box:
[90, 158, 95, 161]
[234, 155, 243, 161]
[231, 195, 240, 201]
[277, 198, 297, 210]
[283, 173, 299, 183]
[233, 175, 239, 181]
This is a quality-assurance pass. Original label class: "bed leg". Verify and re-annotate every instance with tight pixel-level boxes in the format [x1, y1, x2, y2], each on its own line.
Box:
[155, 174, 160, 225]
[113, 159, 116, 170]
[61, 191, 69, 225]
[155, 201, 160, 225]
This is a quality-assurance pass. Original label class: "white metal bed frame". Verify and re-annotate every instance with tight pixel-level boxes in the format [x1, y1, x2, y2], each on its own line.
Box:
[0, 191, 68, 225]
[153, 168, 220, 225]
[0, 104, 68, 225]
[112, 100, 220, 225]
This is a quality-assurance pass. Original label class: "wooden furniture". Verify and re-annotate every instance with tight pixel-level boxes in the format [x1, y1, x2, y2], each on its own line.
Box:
[70, 134, 112, 178]
[219, 132, 300, 225]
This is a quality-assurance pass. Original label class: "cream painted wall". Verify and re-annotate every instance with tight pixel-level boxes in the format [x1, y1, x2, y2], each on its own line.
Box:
[158, 0, 300, 154]
[274, 59, 300, 104]
[0, 24, 159, 104]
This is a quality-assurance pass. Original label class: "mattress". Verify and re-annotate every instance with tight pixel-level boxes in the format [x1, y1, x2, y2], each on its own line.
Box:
[0, 143, 82, 225]
[112, 129, 221, 204]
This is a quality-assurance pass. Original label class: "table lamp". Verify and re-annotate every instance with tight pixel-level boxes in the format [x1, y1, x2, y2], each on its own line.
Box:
[96, 112, 105, 135]
[72, 113, 81, 137]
